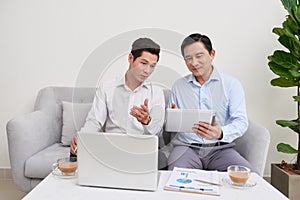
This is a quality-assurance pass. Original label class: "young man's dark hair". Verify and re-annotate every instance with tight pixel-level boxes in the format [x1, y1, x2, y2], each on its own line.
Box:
[131, 38, 160, 61]
[180, 33, 213, 56]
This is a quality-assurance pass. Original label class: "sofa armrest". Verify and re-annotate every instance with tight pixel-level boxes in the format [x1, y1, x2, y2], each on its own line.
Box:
[6, 110, 59, 192]
[234, 120, 270, 176]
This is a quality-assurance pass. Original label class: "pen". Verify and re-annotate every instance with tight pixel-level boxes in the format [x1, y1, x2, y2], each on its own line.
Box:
[169, 185, 213, 191]
[193, 179, 222, 186]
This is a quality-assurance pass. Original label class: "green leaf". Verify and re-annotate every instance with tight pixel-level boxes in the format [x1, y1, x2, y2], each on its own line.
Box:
[277, 143, 298, 154]
[273, 26, 297, 39]
[293, 96, 300, 102]
[281, 36, 300, 57]
[283, 14, 300, 35]
[273, 27, 291, 37]
[269, 62, 294, 79]
[276, 119, 298, 127]
[268, 50, 299, 70]
[289, 68, 300, 77]
[278, 35, 300, 58]
[271, 77, 298, 87]
[281, 0, 297, 14]
[276, 119, 299, 132]
[293, 4, 300, 24]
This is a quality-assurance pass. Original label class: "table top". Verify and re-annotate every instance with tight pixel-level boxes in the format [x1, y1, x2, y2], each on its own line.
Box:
[23, 171, 288, 200]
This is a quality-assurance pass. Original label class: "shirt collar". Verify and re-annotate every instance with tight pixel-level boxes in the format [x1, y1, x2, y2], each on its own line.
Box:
[186, 66, 220, 85]
[116, 75, 150, 90]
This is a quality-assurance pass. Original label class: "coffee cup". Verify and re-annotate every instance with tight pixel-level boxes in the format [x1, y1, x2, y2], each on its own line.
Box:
[52, 157, 77, 176]
[227, 165, 250, 185]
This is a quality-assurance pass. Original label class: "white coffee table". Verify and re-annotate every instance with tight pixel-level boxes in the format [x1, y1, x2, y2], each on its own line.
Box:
[22, 171, 288, 200]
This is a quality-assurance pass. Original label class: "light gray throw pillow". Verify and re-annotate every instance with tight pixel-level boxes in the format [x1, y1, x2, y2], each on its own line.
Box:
[61, 101, 92, 146]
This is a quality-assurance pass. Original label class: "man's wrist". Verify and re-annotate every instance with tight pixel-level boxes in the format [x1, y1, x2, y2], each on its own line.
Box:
[218, 130, 223, 140]
[142, 116, 151, 125]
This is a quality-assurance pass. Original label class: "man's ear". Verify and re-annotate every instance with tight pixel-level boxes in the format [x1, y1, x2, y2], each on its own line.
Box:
[210, 49, 216, 59]
[128, 53, 134, 63]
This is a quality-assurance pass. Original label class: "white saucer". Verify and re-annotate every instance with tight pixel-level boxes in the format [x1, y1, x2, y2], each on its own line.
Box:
[52, 167, 77, 179]
[221, 178, 256, 189]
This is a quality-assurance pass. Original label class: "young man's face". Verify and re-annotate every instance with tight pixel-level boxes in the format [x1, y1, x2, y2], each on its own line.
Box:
[128, 51, 158, 83]
[183, 41, 215, 78]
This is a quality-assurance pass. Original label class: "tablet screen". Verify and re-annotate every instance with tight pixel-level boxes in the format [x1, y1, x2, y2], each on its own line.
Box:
[165, 109, 216, 132]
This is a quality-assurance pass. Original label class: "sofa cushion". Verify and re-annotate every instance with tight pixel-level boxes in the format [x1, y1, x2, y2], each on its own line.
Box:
[25, 143, 70, 179]
[61, 101, 92, 146]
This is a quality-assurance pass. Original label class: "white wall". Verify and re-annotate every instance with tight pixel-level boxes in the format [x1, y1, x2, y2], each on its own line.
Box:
[0, 0, 295, 176]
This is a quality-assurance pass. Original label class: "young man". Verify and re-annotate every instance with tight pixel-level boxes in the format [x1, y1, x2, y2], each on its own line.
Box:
[168, 33, 255, 172]
[70, 38, 165, 155]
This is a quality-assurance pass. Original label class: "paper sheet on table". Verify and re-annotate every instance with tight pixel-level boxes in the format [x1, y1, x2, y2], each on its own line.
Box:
[164, 167, 220, 196]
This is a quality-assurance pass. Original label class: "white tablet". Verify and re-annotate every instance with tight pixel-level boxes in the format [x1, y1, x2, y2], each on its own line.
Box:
[165, 108, 216, 132]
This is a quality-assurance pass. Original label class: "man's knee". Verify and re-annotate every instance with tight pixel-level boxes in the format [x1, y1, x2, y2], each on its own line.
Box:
[168, 146, 202, 169]
[208, 148, 254, 172]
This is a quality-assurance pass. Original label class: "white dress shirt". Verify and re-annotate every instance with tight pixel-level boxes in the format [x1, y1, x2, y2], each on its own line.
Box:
[81, 76, 165, 136]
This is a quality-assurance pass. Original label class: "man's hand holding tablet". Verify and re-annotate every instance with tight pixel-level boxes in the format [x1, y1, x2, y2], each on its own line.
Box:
[192, 119, 223, 140]
[165, 106, 217, 134]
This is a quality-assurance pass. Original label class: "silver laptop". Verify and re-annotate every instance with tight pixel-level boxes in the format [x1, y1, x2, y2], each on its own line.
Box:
[77, 132, 159, 191]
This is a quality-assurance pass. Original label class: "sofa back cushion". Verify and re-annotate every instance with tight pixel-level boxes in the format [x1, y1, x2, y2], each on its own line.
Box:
[61, 101, 92, 146]
[34, 87, 96, 143]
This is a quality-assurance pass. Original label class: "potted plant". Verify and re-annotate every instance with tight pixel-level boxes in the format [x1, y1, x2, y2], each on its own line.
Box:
[268, 0, 300, 199]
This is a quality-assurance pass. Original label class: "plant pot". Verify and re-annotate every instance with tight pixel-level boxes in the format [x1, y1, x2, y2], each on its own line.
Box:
[271, 163, 300, 200]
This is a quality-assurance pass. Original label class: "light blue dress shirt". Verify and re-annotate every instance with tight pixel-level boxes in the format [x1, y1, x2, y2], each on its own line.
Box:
[168, 67, 248, 144]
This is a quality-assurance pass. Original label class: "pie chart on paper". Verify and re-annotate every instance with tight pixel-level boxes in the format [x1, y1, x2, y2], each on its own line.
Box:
[176, 178, 192, 184]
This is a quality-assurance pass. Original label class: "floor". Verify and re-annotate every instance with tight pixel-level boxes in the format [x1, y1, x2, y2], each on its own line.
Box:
[0, 179, 27, 200]
[0, 169, 27, 200]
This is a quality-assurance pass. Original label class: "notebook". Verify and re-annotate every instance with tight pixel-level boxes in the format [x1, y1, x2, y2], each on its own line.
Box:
[77, 132, 159, 191]
[165, 109, 216, 132]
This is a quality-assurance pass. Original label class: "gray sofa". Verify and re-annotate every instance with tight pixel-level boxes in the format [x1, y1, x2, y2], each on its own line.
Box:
[6, 86, 270, 192]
